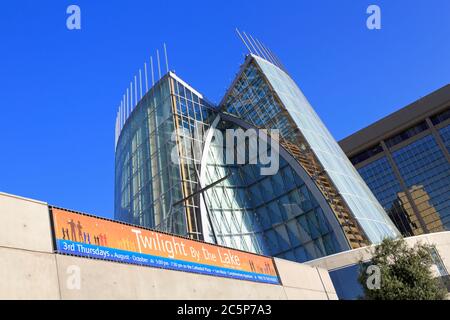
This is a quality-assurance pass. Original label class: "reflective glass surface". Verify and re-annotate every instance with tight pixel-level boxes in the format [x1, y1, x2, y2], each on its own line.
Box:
[391, 134, 450, 233]
[115, 71, 351, 262]
[385, 121, 429, 148]
[201, 120, 348, 261]
[358, 157, 422, 236]
[223, 55, 399, 243]
[169, 77, 215, 239]
[440, 124, 450, 153]
[329, 264, 364, 300]
[115, 76, 210, 237]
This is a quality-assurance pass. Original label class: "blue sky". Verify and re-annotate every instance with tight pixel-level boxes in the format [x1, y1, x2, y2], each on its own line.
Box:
[0, 0, 449, 219]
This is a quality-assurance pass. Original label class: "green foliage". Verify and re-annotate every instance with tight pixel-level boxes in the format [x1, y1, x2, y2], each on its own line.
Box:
[358, 238, 447, 300]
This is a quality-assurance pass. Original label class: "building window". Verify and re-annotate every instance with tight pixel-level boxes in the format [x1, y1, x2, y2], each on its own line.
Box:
[350, 144, 383, 165]
[431, 108, 450, 126]
[385, 121, 429, 148]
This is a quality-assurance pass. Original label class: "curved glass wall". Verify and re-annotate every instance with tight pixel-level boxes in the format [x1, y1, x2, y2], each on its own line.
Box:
[200, 116, 350, 261]
[115, 76, 187, 235]
[115, 73, 222, 239]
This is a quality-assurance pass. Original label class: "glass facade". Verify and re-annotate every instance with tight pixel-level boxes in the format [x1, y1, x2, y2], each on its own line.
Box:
[440, 124, 450, 153]
[168, 76, 215, 239]
[115, 53, 403, 265]
[115, 71, 351, 259]
[114, 75, 212, 237]
[201, 118, 348, 261]
[352, 108, 450, 237]
[357, 157, 417, 235]
[222, 55, 399, 244]
[391, 135, 450, 233]
[328, 264, 364, 300]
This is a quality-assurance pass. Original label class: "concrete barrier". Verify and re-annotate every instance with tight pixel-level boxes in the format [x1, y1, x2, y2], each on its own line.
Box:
[306, 232, 450, 299]
[306, 232, 450, 273]
[0, 192, 53, 253]
[0, 247, 60, 300]
[0, 192, 337, 300]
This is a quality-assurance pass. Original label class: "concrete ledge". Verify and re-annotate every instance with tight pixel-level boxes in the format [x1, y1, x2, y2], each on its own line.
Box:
[305, 247, 373, 271]
[317, 267, 337, 295]
[0, 192, 53, 253]
[0, 250, 336, 300]
[56, 255, 289, 300]
[306, 232, 450, 273]
[406, 232, 450, 277]
[283, 287, 330, 300]
[0, 247, 60, 300]
[274, 258, 335, 292]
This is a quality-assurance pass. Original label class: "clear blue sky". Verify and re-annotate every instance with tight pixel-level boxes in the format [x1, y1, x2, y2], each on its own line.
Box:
[0, 0, 449, 219]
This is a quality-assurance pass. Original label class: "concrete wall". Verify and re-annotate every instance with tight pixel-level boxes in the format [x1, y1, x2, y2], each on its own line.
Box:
[305, 232, 450, 300]
[0, 192, 53, 253]
[305, 232, 450, 273]
[0, 192, 337, 300]
[274, 258, 338, 300]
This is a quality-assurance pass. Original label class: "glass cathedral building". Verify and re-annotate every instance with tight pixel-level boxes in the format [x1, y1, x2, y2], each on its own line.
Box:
[115, 51, 400, 263]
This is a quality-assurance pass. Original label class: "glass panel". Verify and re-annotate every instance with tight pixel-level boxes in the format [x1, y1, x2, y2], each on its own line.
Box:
[392, 135, 450, 234]
[223, 56, 399, 244]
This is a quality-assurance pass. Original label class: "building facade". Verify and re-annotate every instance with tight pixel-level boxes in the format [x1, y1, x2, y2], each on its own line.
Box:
[115, 50, 400, 264]
[340, 85, 450, 237]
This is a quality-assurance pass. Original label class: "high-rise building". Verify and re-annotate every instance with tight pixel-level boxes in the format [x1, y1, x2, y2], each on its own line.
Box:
[340, 85, 450, 237]
[115, 48, 400, 263]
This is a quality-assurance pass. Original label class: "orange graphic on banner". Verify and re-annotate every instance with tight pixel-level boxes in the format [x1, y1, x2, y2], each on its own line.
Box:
[52, 208, 278, 277]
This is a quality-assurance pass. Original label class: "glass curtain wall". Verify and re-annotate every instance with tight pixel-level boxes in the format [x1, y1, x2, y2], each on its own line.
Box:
[115, 76, 186, 236]
[222, 55, 400, 244]
[115, 73, 218, 239]
[200, 118, 348, 261]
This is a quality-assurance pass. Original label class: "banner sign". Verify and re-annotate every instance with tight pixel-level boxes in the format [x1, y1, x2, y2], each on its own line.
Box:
[51, 208, 280, 285]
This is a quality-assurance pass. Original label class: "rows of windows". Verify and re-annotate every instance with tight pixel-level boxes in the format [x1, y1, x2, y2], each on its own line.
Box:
[385, 121, 429, 148]
[350, 144, 383, 166]
[224, 56, 400, 244]
[392, 135, 450, 233]
[431, 107, 450, 126]
[357, 158, 404, 214]
[202, 122, 346, 262]
[171, 78, 215, 239]
[357, 129, 450, 236]
[350, 107, 450, 167]
[440, 124, 450, 154]
[358, 157, 424, 236]
[115, 76, 213, 237]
